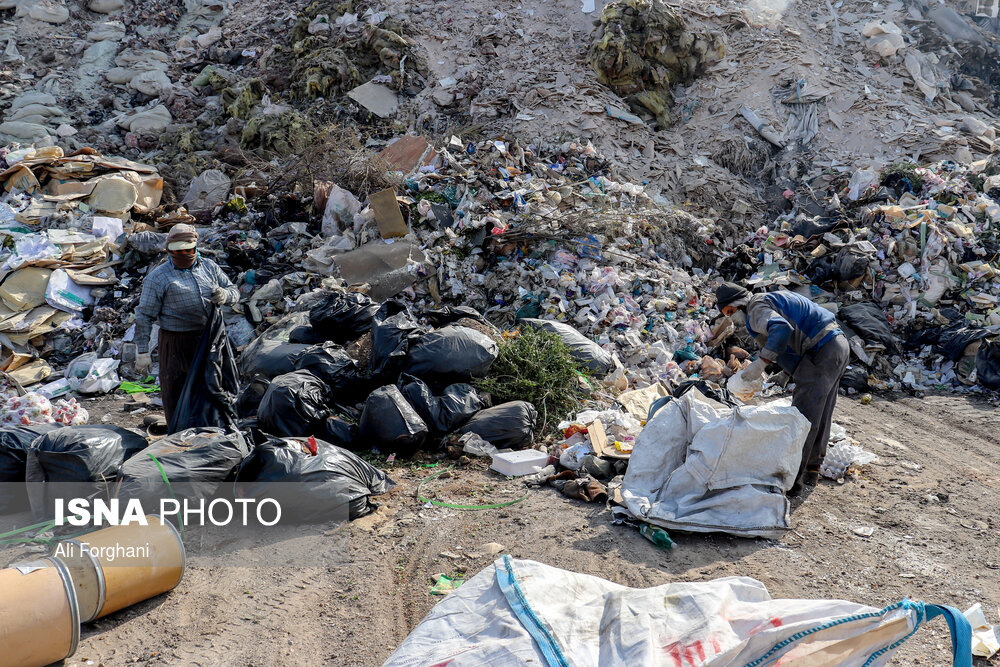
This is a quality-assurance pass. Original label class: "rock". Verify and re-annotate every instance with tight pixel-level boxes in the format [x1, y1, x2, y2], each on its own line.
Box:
[130, 69, 172, 97]
[438, 551, 462, 560]
[196, 26, 222, 49]
[0, 121, 51, 142]
[117, 104, 172, 133]
[55, 124, 77, 137]
[88, 0, 124, 12]
[480, 542, 504, 556]
[432, 88, 456, 107]
[954, 91, 977, 113]
[87, 21, 126, 42]
[28, 1, 69, 24]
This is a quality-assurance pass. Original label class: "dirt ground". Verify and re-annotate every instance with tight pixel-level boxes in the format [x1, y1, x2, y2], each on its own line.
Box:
[8, 390, 997, 666]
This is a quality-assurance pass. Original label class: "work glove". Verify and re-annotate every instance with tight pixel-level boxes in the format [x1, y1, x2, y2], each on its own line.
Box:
[740, 357, 768, 382]
[135, 353, 152, 375]
[210, 286, 228, 305]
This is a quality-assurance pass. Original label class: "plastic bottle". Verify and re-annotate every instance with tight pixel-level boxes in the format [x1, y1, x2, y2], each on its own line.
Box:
[640, 523, 674, 549]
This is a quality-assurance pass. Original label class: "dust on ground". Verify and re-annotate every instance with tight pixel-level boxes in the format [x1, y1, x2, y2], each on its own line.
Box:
[34, 390, 999, 666]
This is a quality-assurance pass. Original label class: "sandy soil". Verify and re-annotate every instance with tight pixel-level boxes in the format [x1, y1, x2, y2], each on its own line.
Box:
[11, 390, 989, 666]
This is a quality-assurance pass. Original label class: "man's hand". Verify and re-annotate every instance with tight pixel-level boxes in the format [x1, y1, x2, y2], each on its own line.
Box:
[135, 353, 152, 375]
[210, 286, 228, 305]
[740, 357, 768, 381]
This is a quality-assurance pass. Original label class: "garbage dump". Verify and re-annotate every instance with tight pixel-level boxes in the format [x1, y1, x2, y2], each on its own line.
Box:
[0, 0, 998, 660]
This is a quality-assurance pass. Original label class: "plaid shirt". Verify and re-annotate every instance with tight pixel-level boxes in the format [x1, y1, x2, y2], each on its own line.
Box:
[134, 255, 239, 353]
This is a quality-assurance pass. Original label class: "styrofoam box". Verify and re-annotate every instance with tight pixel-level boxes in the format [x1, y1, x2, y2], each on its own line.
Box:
[490, 449, 550, 477]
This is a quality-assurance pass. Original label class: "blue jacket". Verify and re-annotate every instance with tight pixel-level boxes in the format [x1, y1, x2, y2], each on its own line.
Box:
[745, 291, 840, 372]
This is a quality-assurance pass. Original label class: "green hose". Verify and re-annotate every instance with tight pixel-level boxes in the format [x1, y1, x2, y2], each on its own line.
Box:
[417, 465, 528, 510]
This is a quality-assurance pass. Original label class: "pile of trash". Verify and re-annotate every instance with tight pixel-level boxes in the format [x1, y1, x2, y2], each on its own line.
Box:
[714, 158, 1000, 393]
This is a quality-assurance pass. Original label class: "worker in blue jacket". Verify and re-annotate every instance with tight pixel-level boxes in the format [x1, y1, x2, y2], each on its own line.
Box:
[715, 283, 850, 495]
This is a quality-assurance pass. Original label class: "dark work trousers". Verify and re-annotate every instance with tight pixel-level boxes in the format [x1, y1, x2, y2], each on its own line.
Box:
[158, 328, 203, 424]
[791, 334, 850, 481]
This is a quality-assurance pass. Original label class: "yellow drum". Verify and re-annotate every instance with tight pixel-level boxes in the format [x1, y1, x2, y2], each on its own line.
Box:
[54, 515, 185, 619]
[0, 557, 79, 667]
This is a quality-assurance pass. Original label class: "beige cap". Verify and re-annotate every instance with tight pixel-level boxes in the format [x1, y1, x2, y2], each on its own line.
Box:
[165, 223, 198, 251]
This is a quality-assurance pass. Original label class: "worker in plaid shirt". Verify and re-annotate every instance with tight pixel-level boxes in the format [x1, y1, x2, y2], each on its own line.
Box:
[134, 224, 239, 423]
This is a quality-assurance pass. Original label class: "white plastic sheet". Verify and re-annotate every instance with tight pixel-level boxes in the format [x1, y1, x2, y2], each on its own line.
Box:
[384, 556, 969, 667]
[620, 389, 808, 538]
[45, 268, 95, 313]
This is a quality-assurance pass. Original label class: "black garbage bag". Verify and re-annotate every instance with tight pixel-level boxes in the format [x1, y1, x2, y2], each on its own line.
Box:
[936, 323, 992, 361]
[258, 371, 332, 437]
[834, 247, 870, 282]
[369, 301, 425, 379]
[292, 342, 360, 398]
[25, 425, 146, 517]
[322, 416, 357, 448]
[358, 385, 428, 454]
[403, 325, 498, 383]
[455, 401, 536, 449]
[117, 428, 250, 503]
[169, 305, 240, 434]
[674, 379, 738, 406]
[236, 375, 270, 418]
[235, 436, 395, 522]
[519, 318, 614, 376]
[0, 424, 60, 513]
[423, 306, 489, 328]
[717, 244, 759, 282]
[397, 374, 483, 434]
[288, 325, 328, 345]
[838, 303, 898, 353]
[976, 339, 1000, 390]
[309, 292, 379, 343]
[805, 255, 838, 284]
[789, 216, 839, 240]
[840, 366, 872, 392]
[241, 340, 311, 379]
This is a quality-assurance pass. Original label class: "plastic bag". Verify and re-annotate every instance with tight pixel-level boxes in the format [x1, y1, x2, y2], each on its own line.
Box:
[66, 352, 120, 394]
[235, 436, 395, 522]
[25, 425, 148, 517]
[820, 440, 878, 480]
[292, 342, 361, 398]
[168, 305, 240, 435]
[976, 339, 1000, 390]
[0, 392, 53, 426]
[322, 416, 357, 448]
[369, 301, 425, 379]
[519, 318, 614, 376]
[288, 325, 328, 344]
[404, 325, 498, 383]
[455, 401, 537, 449]
[838, 302, 898, 353]
[0, 424, 59, 512]
[309, 291, 379, 343]
[840, 366, 872, 392]
[45, 268, 94, 313]
[847, 169, 878, 200]
[118, 428, 250, 503]
[241, 340, 312, 379]
[258, 370, 332, 437]
[423, 306, 490, 328]
[358, 385, 428, 454]
[236, 375, 270, 418]
[559, 442, 592, 470]
[320, 182, 362, 236]
[397, 374, 482, 434]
